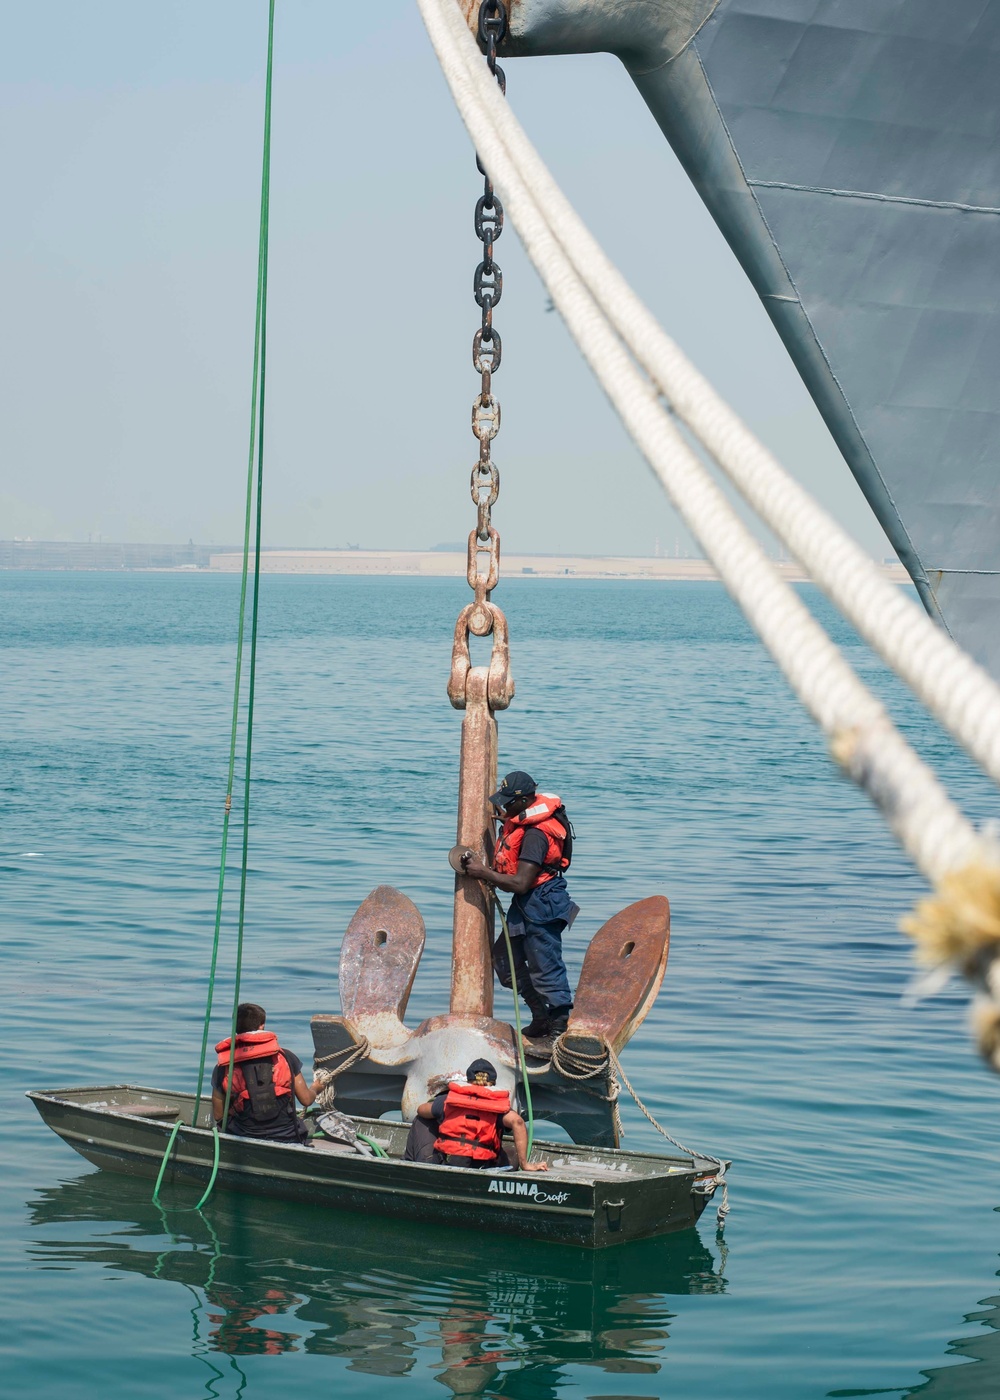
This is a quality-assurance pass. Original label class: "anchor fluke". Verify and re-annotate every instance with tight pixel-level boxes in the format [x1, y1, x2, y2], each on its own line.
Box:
[338, 885, 426, 1049]
[506, 898, 671, 1148]
[566, 896, 670, 1055]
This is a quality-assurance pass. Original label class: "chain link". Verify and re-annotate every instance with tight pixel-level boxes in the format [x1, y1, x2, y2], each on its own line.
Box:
[467, 0, 508, 605]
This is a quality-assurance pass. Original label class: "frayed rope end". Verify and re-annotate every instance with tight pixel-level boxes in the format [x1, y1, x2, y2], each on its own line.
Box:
[900, 862, 1000, 969]
[901, 861, 1000, 1070]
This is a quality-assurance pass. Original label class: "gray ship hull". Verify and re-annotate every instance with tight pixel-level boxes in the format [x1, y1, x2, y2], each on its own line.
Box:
[501, 1, 1000, 673]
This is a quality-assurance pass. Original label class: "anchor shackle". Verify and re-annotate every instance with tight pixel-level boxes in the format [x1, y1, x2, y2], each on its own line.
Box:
[448, 600, 514, 712]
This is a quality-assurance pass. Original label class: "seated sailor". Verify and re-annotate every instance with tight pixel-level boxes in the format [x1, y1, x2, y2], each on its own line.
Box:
[212, 1002, 322, 1143]
[403, 1058, 548, 1171]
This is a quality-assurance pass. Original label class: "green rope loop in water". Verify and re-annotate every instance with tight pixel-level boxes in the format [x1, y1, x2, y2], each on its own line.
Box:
[155, 0, 276, 1209]
[152, 1121, 221, 1212]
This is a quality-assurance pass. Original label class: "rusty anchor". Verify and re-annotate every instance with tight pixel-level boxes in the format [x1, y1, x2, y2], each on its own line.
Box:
[311, 595, 672, 1147]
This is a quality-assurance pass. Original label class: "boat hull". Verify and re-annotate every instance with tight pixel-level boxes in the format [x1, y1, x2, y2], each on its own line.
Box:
[502, 1, 1000, 675]
[27, 1085, 720, 1249]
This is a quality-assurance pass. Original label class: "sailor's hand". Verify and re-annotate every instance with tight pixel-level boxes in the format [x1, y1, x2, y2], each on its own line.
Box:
[522, 1161, 549, 1172]
[463, 856, 490, 881]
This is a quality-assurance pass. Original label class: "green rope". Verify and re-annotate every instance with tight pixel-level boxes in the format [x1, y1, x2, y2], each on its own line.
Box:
[222, 0, 275, 1136]
[153, 1121, 182, 1205]
[495, 898, 535, 1159]
[156, 0, 276, 1207]
[152, 1121, 221, 1212]
[191, 5, 273, 1124]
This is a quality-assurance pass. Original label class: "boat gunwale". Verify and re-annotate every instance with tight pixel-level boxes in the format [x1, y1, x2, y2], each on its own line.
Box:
[26, 1084, 726, 1179]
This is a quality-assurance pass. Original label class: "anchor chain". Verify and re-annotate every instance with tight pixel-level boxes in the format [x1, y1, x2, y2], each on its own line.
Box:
[447, 0, 513, 1016]
[449, 0, 513, 712]
[470, 0, 506, 608]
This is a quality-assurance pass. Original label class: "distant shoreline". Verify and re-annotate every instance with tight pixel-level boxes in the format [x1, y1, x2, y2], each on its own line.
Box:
[206, 548, 908, 584]
[1, 541, 907, 583]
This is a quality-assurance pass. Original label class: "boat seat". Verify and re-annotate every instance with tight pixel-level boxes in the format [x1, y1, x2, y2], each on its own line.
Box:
[109, 1103, 180, 1120]
[548, 1158, 637, 1181]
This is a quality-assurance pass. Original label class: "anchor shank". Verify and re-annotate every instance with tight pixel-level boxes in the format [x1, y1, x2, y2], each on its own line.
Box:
[451, 667, 497, 1016]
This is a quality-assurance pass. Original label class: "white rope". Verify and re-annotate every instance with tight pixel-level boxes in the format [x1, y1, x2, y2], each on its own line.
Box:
[548, 1035, 623, 1142]
[423, 0, 1000, 802]
[418, 0, 1000, 1053]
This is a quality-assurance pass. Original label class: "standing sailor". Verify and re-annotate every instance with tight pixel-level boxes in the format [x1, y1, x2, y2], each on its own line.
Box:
[462, 770, 578, 1039]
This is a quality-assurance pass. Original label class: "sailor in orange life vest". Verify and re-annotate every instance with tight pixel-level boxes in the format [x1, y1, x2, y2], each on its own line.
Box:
[212, 1002, 324, 1143]
[462, 771, 579, 1040]
[402, 1059, 548, 1171]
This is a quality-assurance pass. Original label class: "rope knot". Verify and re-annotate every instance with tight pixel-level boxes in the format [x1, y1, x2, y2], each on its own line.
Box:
[313, 1037, 371, 1112]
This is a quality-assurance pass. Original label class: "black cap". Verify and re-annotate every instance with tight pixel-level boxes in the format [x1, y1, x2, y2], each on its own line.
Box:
[466, 1058, 497, 1084]
[489, 770, 536, 808]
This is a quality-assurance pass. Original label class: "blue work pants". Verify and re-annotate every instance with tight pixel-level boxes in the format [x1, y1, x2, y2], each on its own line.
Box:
[493, 921, 573, 1009]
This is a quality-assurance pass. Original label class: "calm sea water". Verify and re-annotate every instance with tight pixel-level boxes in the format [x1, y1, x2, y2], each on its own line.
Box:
[2, 571, 1000, 1399]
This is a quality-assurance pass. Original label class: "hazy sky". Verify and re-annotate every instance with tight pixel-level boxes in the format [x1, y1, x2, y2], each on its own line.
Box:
[2, 1, 893, 558]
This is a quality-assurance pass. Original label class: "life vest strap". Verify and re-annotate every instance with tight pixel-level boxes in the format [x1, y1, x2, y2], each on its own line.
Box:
[436, 1135, 500, 1160]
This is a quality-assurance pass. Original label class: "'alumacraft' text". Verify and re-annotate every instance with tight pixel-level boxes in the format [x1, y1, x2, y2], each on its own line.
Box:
[487, 1180, 571, 1205]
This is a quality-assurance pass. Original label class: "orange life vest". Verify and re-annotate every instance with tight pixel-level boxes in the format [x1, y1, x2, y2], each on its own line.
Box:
[434, 1083, 511, 1161]
[215, 1031, 294, 1120]
[494, 793, 569, 886]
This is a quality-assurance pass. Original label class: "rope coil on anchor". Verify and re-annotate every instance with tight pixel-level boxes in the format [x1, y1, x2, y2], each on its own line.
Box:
[551, 1037, 730, 1227]
[313, 1036, 372, 1112]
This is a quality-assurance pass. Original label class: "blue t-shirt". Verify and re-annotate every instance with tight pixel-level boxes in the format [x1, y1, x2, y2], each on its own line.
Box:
[518, 827, 550, 869]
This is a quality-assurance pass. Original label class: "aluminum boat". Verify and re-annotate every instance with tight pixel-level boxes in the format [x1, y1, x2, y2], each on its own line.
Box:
[27, 1083, 724, 1249]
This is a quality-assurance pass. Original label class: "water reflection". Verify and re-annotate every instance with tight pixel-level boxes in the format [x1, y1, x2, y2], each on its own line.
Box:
[831, 1284, 1000, 1399]
[908, 1296, 1000, 1397]
[27, 1170, 726, 1395]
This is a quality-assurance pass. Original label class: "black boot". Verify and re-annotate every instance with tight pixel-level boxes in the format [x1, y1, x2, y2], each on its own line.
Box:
[545, 1004, 573, 1036]
[521, 997, 551, 1040]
